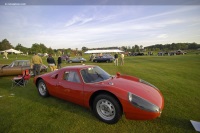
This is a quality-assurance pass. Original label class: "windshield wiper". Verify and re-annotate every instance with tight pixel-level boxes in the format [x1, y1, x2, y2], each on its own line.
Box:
[95, 72, 104, 79]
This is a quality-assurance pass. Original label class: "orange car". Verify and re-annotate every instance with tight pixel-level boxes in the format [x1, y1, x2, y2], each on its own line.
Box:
[0, 60, 47, 76]
[34, 65, 164, 124]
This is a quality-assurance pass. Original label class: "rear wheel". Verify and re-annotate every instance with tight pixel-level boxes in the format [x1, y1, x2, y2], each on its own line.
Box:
[69, 60, 72, 63]
[37, 79, 49, 97]
[93, 94, 122, 124]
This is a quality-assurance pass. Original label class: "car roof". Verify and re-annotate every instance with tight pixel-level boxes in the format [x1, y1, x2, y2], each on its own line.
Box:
[13, 60, 30, 62]
[63, 65, 95, 70]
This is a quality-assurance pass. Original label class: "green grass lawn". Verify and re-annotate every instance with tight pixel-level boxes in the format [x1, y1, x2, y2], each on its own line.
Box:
[0, 54, 200, 133]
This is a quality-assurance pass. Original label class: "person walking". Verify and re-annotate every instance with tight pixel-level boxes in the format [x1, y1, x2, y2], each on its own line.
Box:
[114, 53, 118, 66]
[57, 55, 62, 69]
[47, 54, 56, 71]
[31, 52, 43, 76]
[120, 53, 124, 65]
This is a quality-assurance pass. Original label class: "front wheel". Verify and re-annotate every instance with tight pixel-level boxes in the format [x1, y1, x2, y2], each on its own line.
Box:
[93, 94, 122, 124]
[37, 79, 49, 97]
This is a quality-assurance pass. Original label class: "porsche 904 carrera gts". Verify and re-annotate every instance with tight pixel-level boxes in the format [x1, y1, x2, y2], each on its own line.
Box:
[34, 65, 164, 124]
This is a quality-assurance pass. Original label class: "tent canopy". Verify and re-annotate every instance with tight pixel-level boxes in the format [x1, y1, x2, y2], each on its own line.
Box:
[0, 48, 23, 54]
[84, 49, 124, 54]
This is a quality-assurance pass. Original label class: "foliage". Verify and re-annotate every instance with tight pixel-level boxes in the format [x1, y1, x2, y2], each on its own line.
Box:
[145, 42, 200, 51]
[0, 39, 13, 50]
[15, 43, 29, 53]
[82, 46, 88, 51]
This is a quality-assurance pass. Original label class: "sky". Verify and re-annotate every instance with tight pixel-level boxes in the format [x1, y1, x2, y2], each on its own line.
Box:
[0, 4, 200, 50]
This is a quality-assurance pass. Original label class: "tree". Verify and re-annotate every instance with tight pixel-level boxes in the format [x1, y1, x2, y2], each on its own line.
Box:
[0, 39, 13, 50]
[188, 42, 198, 49]
[121, 46, 127, 52]
[134, 45, 139, 52]
[47, 47, 54, 55]
[82, 46, 88, 51]
[15, 43, 28, 53]
[31, 43, 48, 54]
[140, 45, 143, 52]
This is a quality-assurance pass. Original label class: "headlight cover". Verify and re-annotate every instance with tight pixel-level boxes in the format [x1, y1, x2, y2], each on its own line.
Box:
[128, 92, 161, 113]
[139, 79, 158, 90]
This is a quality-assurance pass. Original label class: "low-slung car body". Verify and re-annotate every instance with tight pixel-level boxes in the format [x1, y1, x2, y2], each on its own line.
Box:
[67, 57, 86, 63]
[0, 60, 47, 76]
[34, 65, 164, 124]
[93, 56, 114, 63]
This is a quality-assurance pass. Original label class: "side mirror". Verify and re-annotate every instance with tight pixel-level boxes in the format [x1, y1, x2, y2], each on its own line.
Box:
[116, 72, 121, 77]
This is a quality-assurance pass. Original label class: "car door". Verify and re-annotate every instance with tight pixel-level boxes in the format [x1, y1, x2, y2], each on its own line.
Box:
[73, 58, 79, 63]
[2, 62, 21, 76]
[57, 70, 84, 105]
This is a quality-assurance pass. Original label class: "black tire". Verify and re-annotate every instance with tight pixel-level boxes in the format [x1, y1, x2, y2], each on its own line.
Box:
[69, 60, 72, 63]
[92, 94, 122, 124]
[37, 79, 49, 97]
[80, 61, 83, 63]
[106, 60, 109, 63]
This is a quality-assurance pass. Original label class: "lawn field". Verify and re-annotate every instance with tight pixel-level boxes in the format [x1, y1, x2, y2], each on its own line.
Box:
[0, 54, 200, 133]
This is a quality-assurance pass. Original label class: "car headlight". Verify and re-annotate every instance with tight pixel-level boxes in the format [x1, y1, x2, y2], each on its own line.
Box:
[128, 92, 161, 113]
[139, 79, 158, 90]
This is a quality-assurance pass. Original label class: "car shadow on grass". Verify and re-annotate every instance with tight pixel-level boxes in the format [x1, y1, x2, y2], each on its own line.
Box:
[1, 77, 99, 123]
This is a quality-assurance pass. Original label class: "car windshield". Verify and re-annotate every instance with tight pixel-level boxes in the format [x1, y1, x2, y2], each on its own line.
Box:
[8, 60, 30, 67]
[81, 66, 111, 83]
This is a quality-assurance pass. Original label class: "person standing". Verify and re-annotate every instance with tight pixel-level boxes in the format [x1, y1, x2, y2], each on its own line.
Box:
[57, 55, 62, 69]
[114, 53, 118, 66]
[120, 53, 124, 65]
[3, 51, 8, 59]
[31, 53, 43, 76]
[47, 54, 56, 71]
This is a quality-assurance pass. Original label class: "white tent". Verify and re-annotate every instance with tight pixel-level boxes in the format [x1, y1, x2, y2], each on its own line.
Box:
[84, 49, 124, 54]
[0, 48, 23, 54]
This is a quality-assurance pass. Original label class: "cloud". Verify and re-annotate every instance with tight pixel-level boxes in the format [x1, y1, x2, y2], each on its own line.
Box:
[65, 15, 94, 27]
[157, 34, 168, 39]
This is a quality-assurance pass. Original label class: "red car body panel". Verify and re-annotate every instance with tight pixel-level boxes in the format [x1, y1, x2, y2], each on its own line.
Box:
[34, 65, 164, 120]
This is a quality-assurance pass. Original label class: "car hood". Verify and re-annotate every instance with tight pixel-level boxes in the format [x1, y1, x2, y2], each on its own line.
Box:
[97, 76, 163, 108]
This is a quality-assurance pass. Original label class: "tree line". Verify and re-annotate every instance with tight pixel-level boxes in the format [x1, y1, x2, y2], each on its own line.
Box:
[1, 38, 200, 55]
[144, 43, 200, 52]
[0, 39, 73, 55]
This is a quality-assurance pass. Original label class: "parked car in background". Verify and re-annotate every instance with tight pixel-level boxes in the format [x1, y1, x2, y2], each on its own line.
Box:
[176, 50, 187, 55]
[0, 60, 47, 76]
[157, 52, 169, 56]
[61, 55, 69, 61]
[67, 57, 86, 63]
[34, 65, 164, 124]
[131, 52, 144, 56]
[93, 56, 114, 63]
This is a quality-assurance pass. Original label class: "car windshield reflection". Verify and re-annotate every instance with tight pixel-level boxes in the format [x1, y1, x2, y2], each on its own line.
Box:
[8, 60, 30, 67]
[81, 66, 111, 83]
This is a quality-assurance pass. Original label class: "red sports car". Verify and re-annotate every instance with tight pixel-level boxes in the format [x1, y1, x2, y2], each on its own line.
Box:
[34, 65, 164, 124]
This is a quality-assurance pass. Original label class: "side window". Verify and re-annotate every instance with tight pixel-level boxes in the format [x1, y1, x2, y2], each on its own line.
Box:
[18, 61, 23, 66]
[64, 71, 80, 83]
[64, 72, 69, 80]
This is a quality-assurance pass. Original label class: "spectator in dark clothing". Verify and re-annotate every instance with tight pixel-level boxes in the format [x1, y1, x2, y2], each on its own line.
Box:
[57, 55, 62, 69]
[114, 53, 118, 66]
[47, 54, 56, 71]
